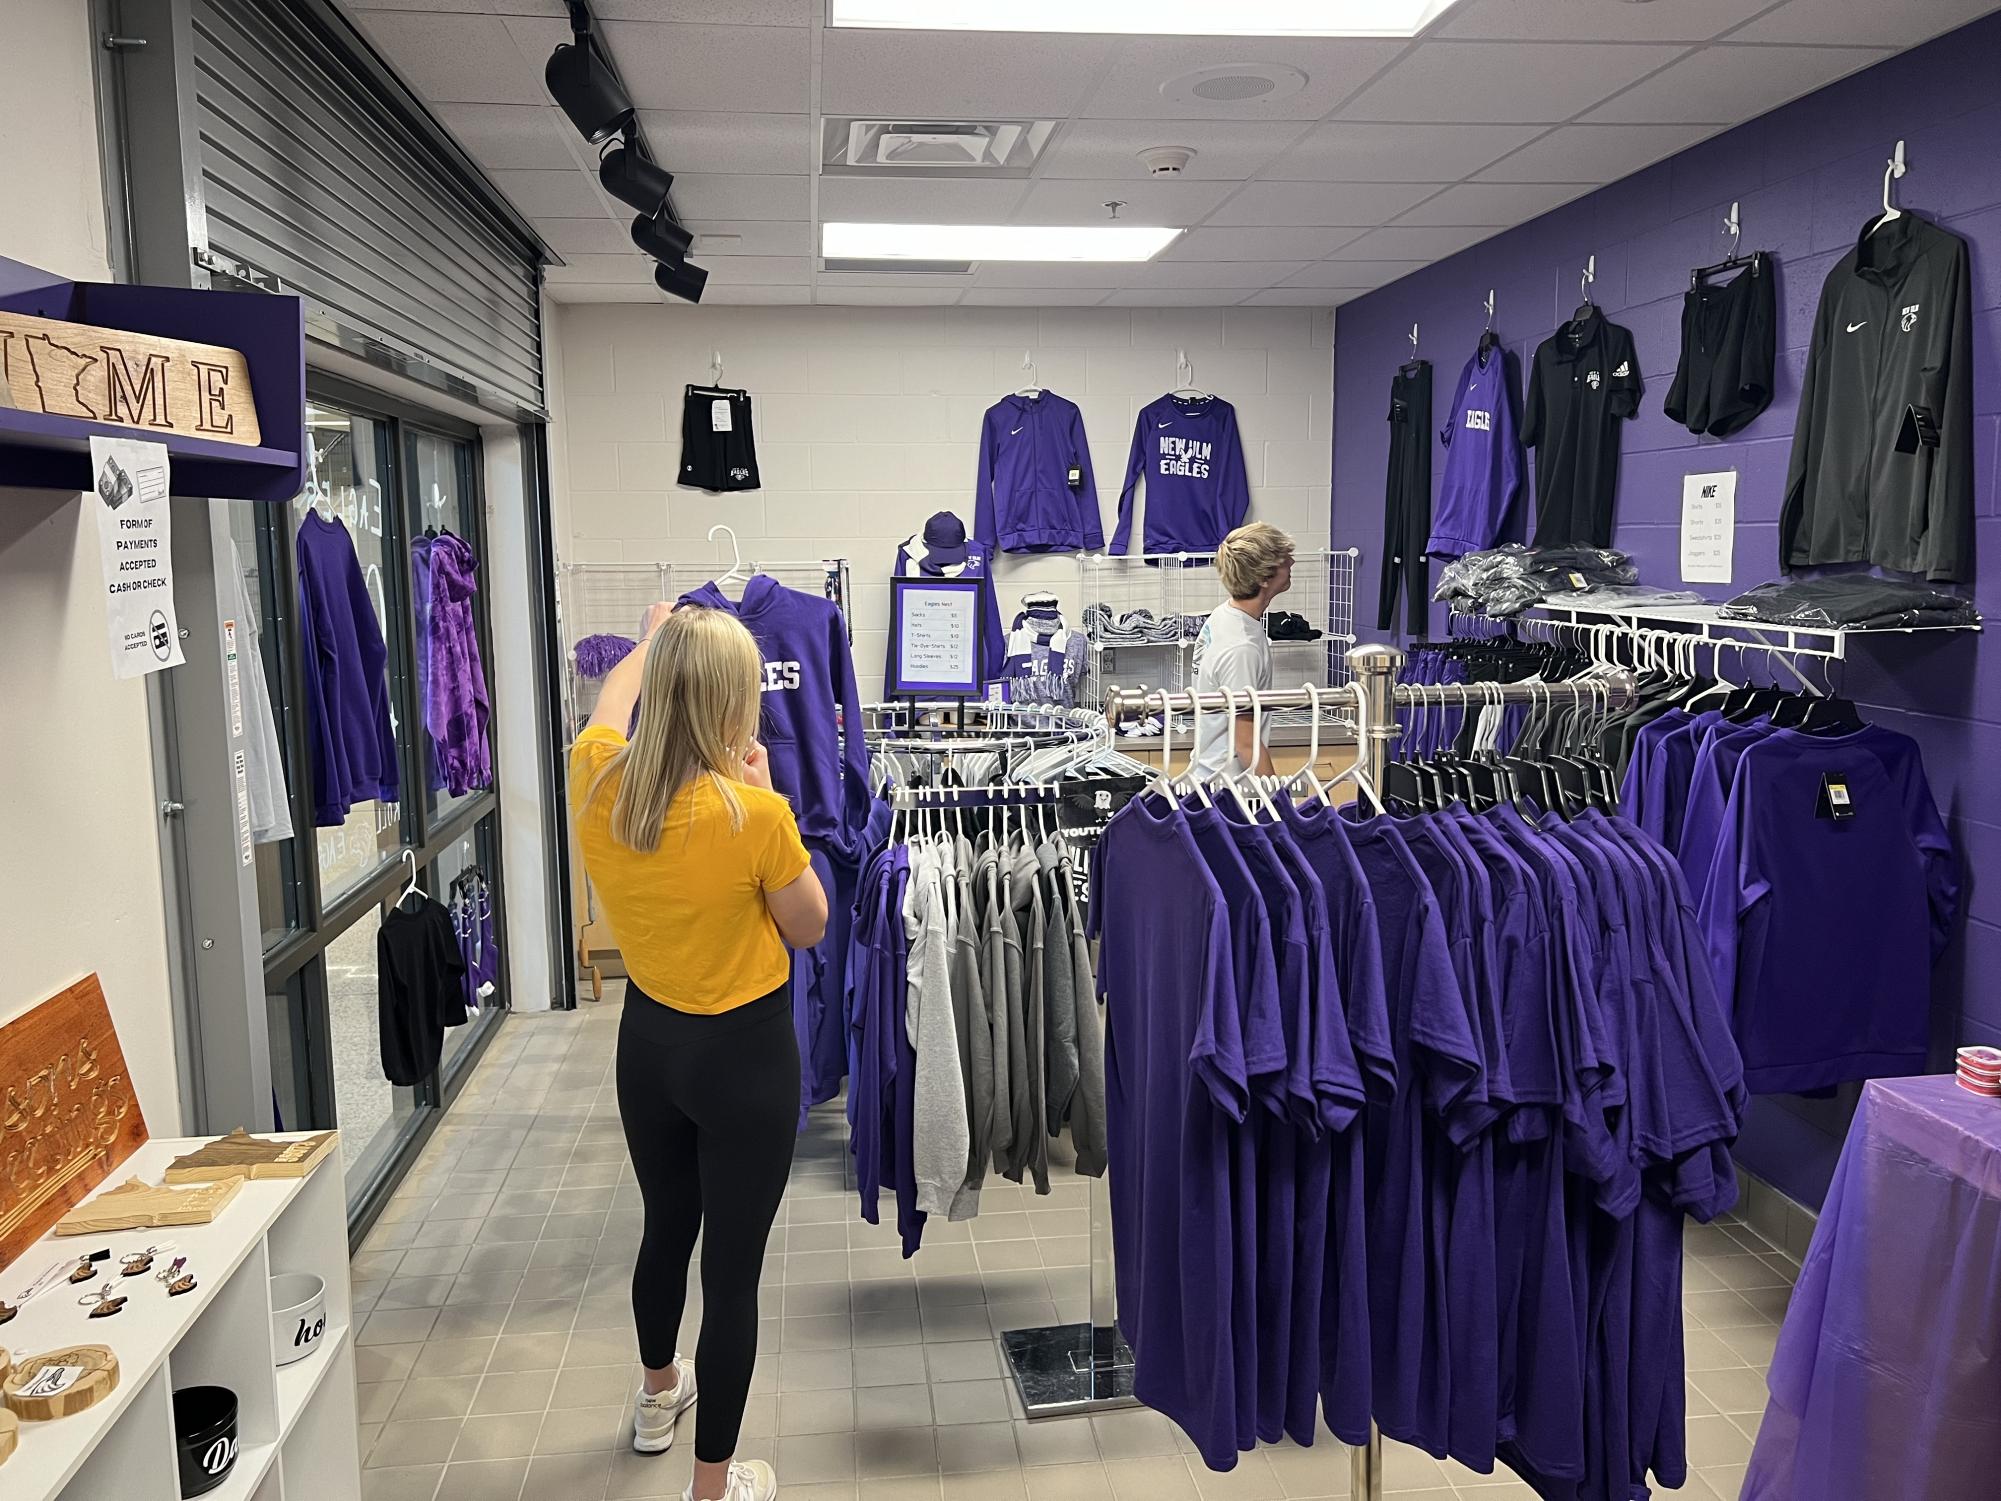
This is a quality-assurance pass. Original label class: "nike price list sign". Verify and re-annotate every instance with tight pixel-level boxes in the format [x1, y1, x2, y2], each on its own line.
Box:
[89, 435, 185, 679]
[1679, 469, 1737, 585]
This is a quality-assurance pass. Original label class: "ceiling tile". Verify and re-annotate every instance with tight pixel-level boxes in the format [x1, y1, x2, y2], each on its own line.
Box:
[684, 221, 812, 257]
[595, 0, 811, 22]
[817, 287, 964, 305]
[971, 263, 1126, 289]
[820, 177, 1030, 225]
[1731, 0, 2001, 47]
[1165, 227, 1368, 261]
[1282, 260, 1429, 289]
[1036, 120, 1307, 182]
[821, 30, 1114, 117]
[547, 255, 657, 285]
[1472, 122, 1715, 183]
[488, 168, 607, 218]
[536, 218, 632, 256]
[1331, 224, 1497, 261]
[1123, 260, 1308, 289]
[1437, 0, 1774, 43]
[701, 257, 811, 286]
[1101, 289, 1254, 306]
[545, 284, 660, 303]
[961, 288, 1110, 305]
[1263, 121, 1542, 182]
[1241, 288, 1354, 306]
[1013, 178, 1230, 225]
[1584, 43, 1891, 125]
[635, 112, 813, 175]
[703, 286, 812, 304]
[431, 103, 579, 170]
[347, 10, 548, 103]
[1336, 41, 1690, 123]
[602, 20, 812, 113]
[666, 174, 809, 221]
[1078, 37, 1408, 121]
[813, 272, 977, 289]
[1204, 181, 1441, 228]
[1391, 181, 1586, 226]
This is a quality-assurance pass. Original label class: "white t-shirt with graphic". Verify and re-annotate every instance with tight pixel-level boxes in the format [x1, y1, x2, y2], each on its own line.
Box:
[1189, 601, 1270, 781]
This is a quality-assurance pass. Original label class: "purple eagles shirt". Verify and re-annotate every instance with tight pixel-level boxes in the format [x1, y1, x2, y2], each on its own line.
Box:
[974, 391, 1102, 554]
[296, 511, 400, 824]
[1427, 346, 1525, 558]
[1695, 724, 1955, 1093]
[1095, 795, 1248, 1471]
[1110, 394, 1251, 555]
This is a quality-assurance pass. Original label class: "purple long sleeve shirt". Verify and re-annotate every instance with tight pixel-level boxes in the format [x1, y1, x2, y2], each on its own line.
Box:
[297, 511, 399, 825]
[1111, 394, 1250, 555]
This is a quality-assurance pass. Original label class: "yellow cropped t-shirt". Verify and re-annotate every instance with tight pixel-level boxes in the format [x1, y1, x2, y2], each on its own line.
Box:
[568, 725, 812, 1013]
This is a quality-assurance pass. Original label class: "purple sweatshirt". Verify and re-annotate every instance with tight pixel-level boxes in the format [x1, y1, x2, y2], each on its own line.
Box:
[1427, 346, 1524, 558]
[974, 392, 1102, 553]
[1112, 394, 1251, 556]
[679, 574, 870, 857]
[424, 532, 493, 796]
[297, 511, 399, 825]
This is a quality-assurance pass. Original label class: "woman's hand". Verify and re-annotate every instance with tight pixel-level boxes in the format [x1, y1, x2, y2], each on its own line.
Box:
[740, 740, 774, 792]
[640, 601, 676, 641]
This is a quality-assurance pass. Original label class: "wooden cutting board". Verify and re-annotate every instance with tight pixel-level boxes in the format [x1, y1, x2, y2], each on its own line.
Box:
[3, 1345, 119, 1421]
[0, 976, 150, 1271]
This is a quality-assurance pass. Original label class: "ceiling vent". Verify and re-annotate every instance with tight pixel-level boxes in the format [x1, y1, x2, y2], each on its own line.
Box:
[823, 118, 1056, 177]
[823, 257, 976, 276]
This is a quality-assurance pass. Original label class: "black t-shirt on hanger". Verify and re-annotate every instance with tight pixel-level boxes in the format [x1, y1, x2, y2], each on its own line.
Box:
[379, 895, 469, 1087]
[1523, 307, 1643, 548]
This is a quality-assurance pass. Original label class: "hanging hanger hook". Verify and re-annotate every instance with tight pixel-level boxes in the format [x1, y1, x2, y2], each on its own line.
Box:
[1724, 201, 1741, 261]
[711, 348, 724, 386]
[1484, 289, 1495, 330]
[1580, 254, 1596, 307]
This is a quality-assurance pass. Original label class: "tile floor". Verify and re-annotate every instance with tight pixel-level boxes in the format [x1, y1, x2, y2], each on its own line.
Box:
[350, 1000, 1792, 1501]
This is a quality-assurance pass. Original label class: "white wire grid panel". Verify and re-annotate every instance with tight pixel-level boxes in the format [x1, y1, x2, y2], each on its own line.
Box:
[555, 558, 850, 736]
[1076, 547, 1359, 720]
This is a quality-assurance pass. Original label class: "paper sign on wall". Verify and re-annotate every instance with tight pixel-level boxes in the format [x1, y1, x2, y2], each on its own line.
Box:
[90, 435, 185, 678]
[1680, 470, 1737, 585]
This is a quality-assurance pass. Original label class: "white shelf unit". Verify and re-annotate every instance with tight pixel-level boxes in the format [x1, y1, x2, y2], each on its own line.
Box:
[1, 1135, 359, 1501]
[1077, 547, 1359, 720]
[1525, 597, 1982, 661]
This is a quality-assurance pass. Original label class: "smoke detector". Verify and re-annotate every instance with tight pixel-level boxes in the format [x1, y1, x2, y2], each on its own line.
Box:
[1137, 145, 1197, 177]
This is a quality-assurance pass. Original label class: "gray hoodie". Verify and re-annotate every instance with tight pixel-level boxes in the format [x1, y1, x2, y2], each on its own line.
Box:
[1056, 852, 1107, 1177]
[1039, 841, 1080, 1137]
[945, 835, 992, 1221]
[1006, 842, 1050, 1194]
[905, 843, 970, 1215]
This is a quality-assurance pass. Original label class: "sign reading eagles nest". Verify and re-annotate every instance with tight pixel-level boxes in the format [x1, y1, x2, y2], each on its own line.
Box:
[0, 309, 262, 447]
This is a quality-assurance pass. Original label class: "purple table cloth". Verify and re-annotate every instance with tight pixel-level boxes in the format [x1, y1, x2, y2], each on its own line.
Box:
[1743, 1074, 2001, 1500]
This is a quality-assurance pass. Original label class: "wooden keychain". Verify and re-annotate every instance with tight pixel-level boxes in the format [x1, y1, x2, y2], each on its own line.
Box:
[158, 1256, 197, 1298]
[120, 1247, 160, 1278]
[0, 1297, 17, 1326]
[66, 1258, 96, 1285]
[79, 1283, 127, 1320]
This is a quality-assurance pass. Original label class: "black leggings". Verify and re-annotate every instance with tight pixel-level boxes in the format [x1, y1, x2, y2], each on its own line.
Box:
[617, 981, 799, 1463]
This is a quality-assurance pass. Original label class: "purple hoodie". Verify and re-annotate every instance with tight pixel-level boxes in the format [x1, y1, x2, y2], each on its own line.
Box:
[974, 392, 1102, 554]
[1111, 393, 1250, 556]
[297, 511, 399, 825]
[425, 532, 493, 796]
[678, 574, 871, 857]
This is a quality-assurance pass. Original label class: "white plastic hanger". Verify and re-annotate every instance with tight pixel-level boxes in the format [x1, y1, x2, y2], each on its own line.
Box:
[1869, 140, 1906, 236]
[1173, 690, 1215, 807]
[1170, 348, 1208, 399]
[394, 848, 423, 911]
[1016, 351, 1043, 398]
[709, 524, 748, 598]
[1319, 681, 1387, 815]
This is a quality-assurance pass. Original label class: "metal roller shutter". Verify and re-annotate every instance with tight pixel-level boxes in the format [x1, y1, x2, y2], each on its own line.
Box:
[191, 0, 546, 414]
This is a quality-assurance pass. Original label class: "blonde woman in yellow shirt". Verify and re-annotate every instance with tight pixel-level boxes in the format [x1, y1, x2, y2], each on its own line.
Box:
[570, 603, 827, 1501]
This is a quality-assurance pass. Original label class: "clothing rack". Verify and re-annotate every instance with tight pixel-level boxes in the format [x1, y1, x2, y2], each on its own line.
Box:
[1083, 643, 1637, 1499]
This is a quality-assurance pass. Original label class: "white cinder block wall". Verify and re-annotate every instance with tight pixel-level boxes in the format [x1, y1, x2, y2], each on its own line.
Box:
[548, 303, 1336, 700]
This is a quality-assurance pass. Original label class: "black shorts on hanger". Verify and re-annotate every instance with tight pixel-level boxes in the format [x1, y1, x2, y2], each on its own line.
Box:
[680, 384, 761, 492]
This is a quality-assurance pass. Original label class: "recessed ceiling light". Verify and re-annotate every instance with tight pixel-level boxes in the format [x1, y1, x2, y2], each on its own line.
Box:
[828, 0, 1467, 36]
[823, 223, 1181, 262]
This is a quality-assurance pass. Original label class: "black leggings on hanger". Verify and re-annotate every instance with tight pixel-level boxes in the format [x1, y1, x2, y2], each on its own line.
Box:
[1379, 360, 1433, 637]
[617, 980, 798, 1463]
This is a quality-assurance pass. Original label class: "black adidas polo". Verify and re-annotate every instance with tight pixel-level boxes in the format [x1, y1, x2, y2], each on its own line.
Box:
[1523, 307, 1643, 548]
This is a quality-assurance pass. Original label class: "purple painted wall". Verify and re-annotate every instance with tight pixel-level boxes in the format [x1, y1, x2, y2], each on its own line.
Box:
[1330, 14, 2001, 1210]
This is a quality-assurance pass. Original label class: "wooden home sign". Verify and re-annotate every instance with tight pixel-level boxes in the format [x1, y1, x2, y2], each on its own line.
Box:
[0, 976, 150, 1272]
[0, 309, 262, 447]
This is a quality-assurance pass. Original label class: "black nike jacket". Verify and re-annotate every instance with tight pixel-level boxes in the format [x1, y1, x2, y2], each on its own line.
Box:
[1779, 213, 1974, 583]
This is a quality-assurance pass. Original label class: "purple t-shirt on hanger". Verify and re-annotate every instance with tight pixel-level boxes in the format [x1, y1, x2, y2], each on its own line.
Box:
[1427, 345, 1525, 558]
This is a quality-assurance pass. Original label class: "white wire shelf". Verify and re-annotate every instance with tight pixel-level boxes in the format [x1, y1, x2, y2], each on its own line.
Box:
[1526, 597, 1982, 662]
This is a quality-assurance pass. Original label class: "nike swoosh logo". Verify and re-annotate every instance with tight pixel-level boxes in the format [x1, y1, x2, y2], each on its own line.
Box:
[1846, 321, 1868, 333]
[1158, 421, 1172, 428]
[1009, 427, 1022, 435]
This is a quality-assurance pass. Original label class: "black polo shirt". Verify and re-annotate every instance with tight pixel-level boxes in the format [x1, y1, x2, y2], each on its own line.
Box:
[1523, 307, 1643, 547]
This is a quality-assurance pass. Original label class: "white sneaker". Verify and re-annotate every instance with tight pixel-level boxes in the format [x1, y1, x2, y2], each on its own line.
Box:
[632, 1357, 698, 1454]
[683, 1459, 777, 1501]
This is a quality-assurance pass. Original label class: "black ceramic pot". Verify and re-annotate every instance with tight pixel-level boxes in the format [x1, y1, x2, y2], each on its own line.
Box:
[172, 1385, 239, 1498]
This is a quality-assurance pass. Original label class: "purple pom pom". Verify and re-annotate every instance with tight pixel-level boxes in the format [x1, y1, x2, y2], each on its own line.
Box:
[574, 633, 638, 678]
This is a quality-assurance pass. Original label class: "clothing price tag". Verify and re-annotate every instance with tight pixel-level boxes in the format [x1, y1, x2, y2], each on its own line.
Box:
[1817, 773, 1856, 821]
[1680, 469, 1737, 585]
[711, 398, 733, 433]
[89, 436, 185, 679]
[1066, 463, 1083, 487]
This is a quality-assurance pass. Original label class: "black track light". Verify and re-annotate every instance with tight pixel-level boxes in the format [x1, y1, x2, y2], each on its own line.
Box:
[546, 40, 632, 145]
[600, 143, 674, 216]
[654, 259, 709, 304]
[633, 211, 694, 266]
